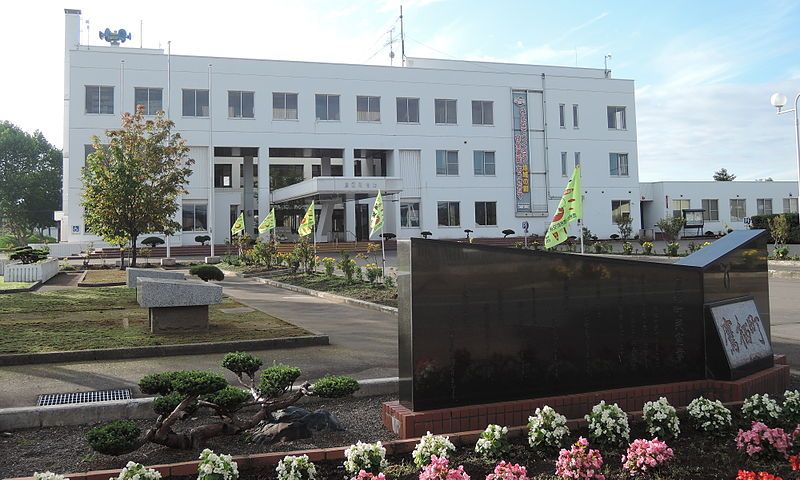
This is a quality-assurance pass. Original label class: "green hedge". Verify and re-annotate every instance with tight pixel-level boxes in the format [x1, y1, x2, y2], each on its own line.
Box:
[87, 420, 141, 456]
[750, 213, 800, 243]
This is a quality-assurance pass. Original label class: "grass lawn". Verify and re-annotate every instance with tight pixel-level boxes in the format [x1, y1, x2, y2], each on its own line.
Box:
[80, 268, 127, 284]
[0, 275, 34, 291]
[0, 287, 310, 354]
[273, 272, 398, 307]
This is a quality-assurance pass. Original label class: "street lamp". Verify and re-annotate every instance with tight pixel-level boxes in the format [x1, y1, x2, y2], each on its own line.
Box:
[770, 91, 800, 213]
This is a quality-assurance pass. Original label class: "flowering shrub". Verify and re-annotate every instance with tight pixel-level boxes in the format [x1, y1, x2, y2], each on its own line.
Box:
[735, 421, 792, 458]
[485, 461, 528, 480]
[621, 438, 674, 475]
[791, 453, 800, 470]
[475, 424, 509, 460]
[351, 472, 386, 480]
[344, 441, 388, 475]
[687, 396, 732, 433]
[782, 390, 800, 425]
[642, 397, 680, 439]
[112, 462, 162, 480]
[418, 455, 470, 480]
[276, 455, 317, 480]
[641, 241, 654, 255]
[736, 471, 784, 480]
[33, 473, 68, 480]
[321, 257, 336, 277]
[742, 394, 782, 424]
[555, 437, 605, 480]
[365, 263, 383, 283]
[198, 448, 239, 480]
[585, 400, 629, 446]
[413, 432, 456, 468]
[528, 405, 569, 449]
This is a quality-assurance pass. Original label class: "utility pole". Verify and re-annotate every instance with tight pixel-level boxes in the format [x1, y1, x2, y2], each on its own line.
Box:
[400, 5, 405, 66]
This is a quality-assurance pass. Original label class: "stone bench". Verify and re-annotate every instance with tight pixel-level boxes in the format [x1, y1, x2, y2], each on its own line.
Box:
[126, 267, 185, 288]
[136, 278, 222, 333]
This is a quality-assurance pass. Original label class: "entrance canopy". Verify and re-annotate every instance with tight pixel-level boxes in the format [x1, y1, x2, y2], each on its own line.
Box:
[271, 176, 403, 203]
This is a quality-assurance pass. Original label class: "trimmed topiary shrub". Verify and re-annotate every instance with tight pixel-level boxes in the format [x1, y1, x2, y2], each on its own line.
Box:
[189, 264, 225, 282]
[195, 235, 211, 246]
[87, 420, 141, 456]
[313, 375, 360, 398]
[203, 386, 252, 411]
[139, 371, 177, 395]
[259, 364, 302, 398]
[222, 352, 263, 378]
[153, 392, 198, 416]
[171, 370, 228, 396]
[141, 237, 165, 248]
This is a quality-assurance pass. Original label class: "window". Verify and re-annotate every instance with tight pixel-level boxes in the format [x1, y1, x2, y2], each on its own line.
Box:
[471, 100, 493, 125]
[559, 103, 566, 127]
[400, 202, 420, 228]
[134, 87, 162, 115]
[611, 200, 631, 223]
[757, 198, 773, 215]
[435, 99, 457, 124]
[672, 199, 690, 218]
[574, 151, 581, 167]
[182, 202, 208, 232]
[315, 94, 340, 121]
[561, 152, 568, 177]
[608, 106, 627, 129]
[475, 201, 497, 226]
[784, 198, 799, 213]
[473, 151, 495, 175]
[396, 97, 419, 123]
[214, 164, 232, 188]
[609, 153, 629, 176]
[730, 199, 747, 222]
[228, 91, 254, 118]
[702, 199, 719, 221]
[182, 89, 209, 117]
[85, 86, 114, 114]
[572, 104, 579, 128]
[436, 150, 459, 175]
[357, 95, 380, 122]
[272, 92, 298, 120]
[437, 201, 460, 226]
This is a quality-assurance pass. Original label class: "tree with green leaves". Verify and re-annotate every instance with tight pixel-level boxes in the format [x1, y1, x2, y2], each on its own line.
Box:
[81, 106, 192, 268]
[86, 352, 359, 453]
[656, 216, 686, 242]
[0, 122, 62, 245]
[713, 168, 736, 181]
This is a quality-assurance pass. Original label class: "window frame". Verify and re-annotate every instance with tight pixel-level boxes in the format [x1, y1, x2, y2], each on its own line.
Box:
[272, 92, 298, 120]
[757, 198, 773, 216]
[559, 103, 566, 128]
[434, 99, 457, 125]
[181, 89, 210, 117]
[672, 199, 691, 218]
[607, 106, 627, 130]
[572, 104, 579, 128]
[609, 153, 629, 176]
[214, 164, 233, 188]
[473, 150, 495, 176]
[730, 199, 747, 222]
[134, 87, 163, 116]
[471, 100, 494, 126]
[784, 197, 799, 214]
[436, 150, 459, 176]
[396, 97, 420, 124]
[181, 201, 209, 232]
[356, 95, 381, 122]
[561, 152, 568, 177]
[474, 201, 497, 226]
[611, 200, 631, 223]
[228, 90, 255, 119]
[437, 201, 461, 227]
[574, 151, 581, 167]
[315, 93, 341, 121]
[400, 201, 421, 228]
[85, 85, 114, 115]
[702, 199, 719, 221]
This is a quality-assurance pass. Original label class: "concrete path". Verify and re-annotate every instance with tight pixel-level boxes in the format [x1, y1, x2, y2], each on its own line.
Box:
[0, 276, 398, 408]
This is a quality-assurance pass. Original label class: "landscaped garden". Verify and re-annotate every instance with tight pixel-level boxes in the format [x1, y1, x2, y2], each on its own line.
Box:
[0, 275, 34, 291]
[78, 268, 127, 285]
[0, 287, 309, 353]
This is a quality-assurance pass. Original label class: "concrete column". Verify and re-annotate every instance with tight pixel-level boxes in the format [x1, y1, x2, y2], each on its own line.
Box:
[257, 148, 270, 240]
[386, 193, 400, 238]
[317, 200, 335, 243]
[321, 156, 332, 176]
[343, 148, 356, 241]
[243, 155, 255, 235]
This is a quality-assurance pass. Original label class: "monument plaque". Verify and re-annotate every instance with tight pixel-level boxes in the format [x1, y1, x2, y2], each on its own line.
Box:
[706, 297, 773, 380]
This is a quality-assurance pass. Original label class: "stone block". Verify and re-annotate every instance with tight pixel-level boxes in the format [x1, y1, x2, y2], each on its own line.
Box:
[136, 278, 222, 308]
[205, 256, 221, 264]
[160, 258, 177, 267]
[126, 267, 185, 288]
[150, 305, 209, 333]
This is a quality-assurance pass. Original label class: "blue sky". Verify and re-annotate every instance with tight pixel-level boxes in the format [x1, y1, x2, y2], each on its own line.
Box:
[1, 0, 799, 181]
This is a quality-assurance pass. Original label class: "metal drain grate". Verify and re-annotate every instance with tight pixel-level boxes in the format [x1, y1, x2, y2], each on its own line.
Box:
[37, 388, 132, 407]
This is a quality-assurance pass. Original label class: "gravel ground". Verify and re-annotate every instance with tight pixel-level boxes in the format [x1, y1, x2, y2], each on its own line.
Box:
[0, 394, 397, 479]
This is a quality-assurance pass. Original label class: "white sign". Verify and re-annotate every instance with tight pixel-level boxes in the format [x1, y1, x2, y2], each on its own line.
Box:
[709, 299, 772, 369]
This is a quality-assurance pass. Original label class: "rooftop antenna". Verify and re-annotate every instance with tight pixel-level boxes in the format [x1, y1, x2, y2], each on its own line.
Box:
[85, 19, 90, 47]
[604, 53, 612, 78]
[400, 5, 406, 66]
[388, 27, 395, 65]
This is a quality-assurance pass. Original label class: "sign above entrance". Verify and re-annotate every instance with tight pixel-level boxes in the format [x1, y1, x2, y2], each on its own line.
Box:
[270, 176, 404, 204]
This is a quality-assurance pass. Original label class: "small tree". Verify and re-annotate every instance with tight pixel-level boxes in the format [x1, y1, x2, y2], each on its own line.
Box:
[81, 106, 193, 269]
[713, 168, 736, 181]
[768, 215, 790, 247]
[614, 215, 633, 241]
[656, 216, 685, 242]
[10, 246, 49, 264]
[141, 236, 165, 248]
[86, 352, 359, 453]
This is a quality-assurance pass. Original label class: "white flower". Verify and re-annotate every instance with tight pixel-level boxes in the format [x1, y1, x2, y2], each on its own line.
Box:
[34, 473, 69, 480]
[108, 462, 161, 480]
[584, 400, 629, 445]
[411, 432, 455, 468]
[643, 397, 680, 439]
[687, 396, 732, 433]
[343, 441, 387, 475]
[276, 455, 317, 480]
[528, 405, 570, 449]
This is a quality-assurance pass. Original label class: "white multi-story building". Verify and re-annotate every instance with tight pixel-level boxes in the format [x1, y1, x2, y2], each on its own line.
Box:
[60, 9, 641, 247]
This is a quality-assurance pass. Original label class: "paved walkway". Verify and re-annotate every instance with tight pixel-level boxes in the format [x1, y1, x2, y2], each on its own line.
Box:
[0, 276, 398, 408]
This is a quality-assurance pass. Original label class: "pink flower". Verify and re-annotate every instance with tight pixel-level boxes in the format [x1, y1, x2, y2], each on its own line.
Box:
[485, 461, 528, 480]
[353, 471, 386, 480]
[419, 455, 470, 480]
[621, 438, 673, 474]
[555, 437, 605, 480]
[736, 422, 792, 458]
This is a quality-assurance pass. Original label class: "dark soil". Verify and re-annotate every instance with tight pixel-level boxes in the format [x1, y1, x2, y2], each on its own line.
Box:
[271, 273, 398, 308]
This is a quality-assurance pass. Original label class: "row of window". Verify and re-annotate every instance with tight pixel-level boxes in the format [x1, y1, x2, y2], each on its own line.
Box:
[86, 85, 630, 131]
[401, 201, 497, 227]
[671, 197, 799, 222]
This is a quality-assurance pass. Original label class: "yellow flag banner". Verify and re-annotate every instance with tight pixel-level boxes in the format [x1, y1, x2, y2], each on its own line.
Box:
[369, 191, 384, 237]
[544, 165, 583, 249]
[258, 208, 276, 234]
[297, 201, 315, 237]
[231, 212, 245, 236]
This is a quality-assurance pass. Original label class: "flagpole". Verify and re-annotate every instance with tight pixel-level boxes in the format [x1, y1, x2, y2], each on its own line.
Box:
[380, 223, 386, 278]
[579, 220, 585, 254]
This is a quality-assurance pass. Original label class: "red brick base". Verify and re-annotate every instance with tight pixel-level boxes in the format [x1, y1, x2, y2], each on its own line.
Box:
[382, 356, 790, 439]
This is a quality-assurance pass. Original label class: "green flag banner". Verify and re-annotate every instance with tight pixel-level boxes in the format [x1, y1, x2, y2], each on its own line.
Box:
[231, 212, 245, 236]
[297, 201, 315, 237]
[258, 208, 276, 234]
[369, 191, 384, 237]
[544, 165, 583, 249]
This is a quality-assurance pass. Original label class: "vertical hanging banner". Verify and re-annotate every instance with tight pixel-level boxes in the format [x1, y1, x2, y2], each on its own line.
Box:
[512, 90, 532, 215]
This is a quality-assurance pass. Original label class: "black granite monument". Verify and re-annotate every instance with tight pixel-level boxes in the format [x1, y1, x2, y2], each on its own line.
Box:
[398, 230, 772, 411]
